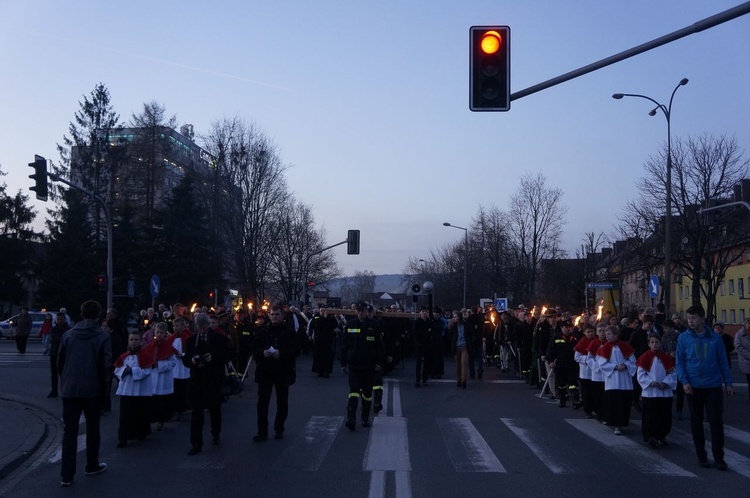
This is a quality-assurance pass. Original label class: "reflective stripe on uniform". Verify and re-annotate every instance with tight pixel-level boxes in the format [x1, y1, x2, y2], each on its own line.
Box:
[349, 392, 360, 399]
[349, 328, 361, 334]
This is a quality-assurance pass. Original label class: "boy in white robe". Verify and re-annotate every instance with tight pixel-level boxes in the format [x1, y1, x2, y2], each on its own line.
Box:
[637, 333, 677, 447]
[114, 332, 155, 447]
[596, 325, 637, 435]
[145, 322, 178, 430]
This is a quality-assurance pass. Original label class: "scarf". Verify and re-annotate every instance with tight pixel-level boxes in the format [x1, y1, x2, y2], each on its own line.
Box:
[574, 336, 592, 355]
[635, 349, 675, 372]
[114, 346, 155, 369]
[597, 339, 635, 361]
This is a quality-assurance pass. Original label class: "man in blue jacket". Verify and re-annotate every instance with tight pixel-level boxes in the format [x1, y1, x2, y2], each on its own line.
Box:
[675, 305, 733, 471]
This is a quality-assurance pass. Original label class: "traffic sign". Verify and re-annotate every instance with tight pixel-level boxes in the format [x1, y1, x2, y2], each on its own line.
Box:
[587, 282, 615, 290]
[150, 275, 160, 298]
[648, 275, 659, 299]
[495, 298, 508, 311]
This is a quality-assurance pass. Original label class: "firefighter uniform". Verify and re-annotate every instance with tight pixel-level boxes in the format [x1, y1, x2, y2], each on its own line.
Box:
[341, 303, 386, 431]
[546, 321, 579, 408]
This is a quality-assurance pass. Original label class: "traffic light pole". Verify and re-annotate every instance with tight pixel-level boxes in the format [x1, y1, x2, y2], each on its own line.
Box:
[509, 2, 750, 102]
[49, 173, 114, 311]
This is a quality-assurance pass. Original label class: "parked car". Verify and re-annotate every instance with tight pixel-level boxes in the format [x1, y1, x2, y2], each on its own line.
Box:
[0, 312, 47, 339]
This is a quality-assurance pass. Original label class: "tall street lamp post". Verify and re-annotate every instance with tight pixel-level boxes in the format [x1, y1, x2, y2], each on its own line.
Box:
[612, 78, 688, 315]
[443, 222, 468, 309]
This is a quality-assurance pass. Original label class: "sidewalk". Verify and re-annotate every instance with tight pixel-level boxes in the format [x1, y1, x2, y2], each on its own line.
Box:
[0, 396, 50, 481]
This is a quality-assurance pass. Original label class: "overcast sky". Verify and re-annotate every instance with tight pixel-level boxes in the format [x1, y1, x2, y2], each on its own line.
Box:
[1, 1, 748, 276]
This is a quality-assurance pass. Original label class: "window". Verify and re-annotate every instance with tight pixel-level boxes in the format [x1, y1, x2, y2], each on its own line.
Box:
[686, 286, 690, 299]
[730, 309, 736, 324]
[729, 279, 735, 295]
[720, 281, 725, 296]
[741, 309, 746, 323]
[721, 310, 727, 323]
[679, 287, 684, 300]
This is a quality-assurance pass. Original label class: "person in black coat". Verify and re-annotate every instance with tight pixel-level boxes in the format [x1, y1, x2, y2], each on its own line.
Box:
[546, 320, 579, 408]
[251, 304, 300, 441]
[183, 312, 231, 455]
[310, 306, 338, 378]
[413, 307, 438, 387]
[48, 312, 69, 398]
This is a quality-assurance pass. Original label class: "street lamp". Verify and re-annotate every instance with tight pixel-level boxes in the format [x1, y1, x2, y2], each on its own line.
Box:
[612, 77, 688, 315]
[443, 222, 468, 308]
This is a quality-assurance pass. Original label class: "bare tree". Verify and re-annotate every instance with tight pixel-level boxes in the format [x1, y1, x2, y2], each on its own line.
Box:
[267, 199, 341, 303]
[629, 133, 749, 320]
[202, 117, 289, 302]
[507, 172, 568, 302]
[340, 270, 376, 305]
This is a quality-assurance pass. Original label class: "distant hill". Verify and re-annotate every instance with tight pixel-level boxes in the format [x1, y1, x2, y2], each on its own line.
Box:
[323, 274, 409, 294]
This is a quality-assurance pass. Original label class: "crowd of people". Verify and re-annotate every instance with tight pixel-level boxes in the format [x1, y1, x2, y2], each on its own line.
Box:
[47, 296, 743, 486]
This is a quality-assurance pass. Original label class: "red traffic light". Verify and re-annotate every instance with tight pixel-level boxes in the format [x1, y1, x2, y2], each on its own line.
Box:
[480, 30, 502, 55]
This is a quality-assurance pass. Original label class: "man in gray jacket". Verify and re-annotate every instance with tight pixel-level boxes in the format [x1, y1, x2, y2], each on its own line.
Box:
[57, 300, 112, 487]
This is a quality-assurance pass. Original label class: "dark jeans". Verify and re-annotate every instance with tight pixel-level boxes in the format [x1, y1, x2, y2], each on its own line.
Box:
[257, 379, 289, 434]
[61, 397, 102, 481]
[686, 386, 724, 459]
[190, 404, 221, 448]
[15, 334, 29, 353]
[415, 351, 433, 384]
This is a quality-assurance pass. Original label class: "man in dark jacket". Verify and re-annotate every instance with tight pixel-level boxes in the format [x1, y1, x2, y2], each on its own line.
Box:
[57, 300, 111, 487]
[252, 304, 299, 441]
[413, 307, 438, 387]
[546, 320, 579, 408]
[466, 306, 485, 379]
[13, 307, 33, 353]
[341, 301, 386, 431]
[309, 306, 338, 378]
[48, 312, 69, 398]
[183, 312, 231, 455]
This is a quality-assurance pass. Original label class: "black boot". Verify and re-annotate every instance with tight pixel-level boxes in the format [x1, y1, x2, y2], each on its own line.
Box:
[558, 387, 567, 408]
[345, 396, 358, 431]
[373, 389, 383, 415]
[361, 399, 372, 428]
[571, 389, 582, 409]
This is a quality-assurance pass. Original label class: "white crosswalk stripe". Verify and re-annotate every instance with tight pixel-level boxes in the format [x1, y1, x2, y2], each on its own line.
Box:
[0, 352, 47, 365]
[276, 415, 343, 471]
[436, 417, 506, 473]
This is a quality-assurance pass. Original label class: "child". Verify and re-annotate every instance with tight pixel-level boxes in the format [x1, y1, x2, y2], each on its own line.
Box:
[168, 317, 193, 416]
[145, 322, 178, 430]
[636, 333, 677, 447]
[39, 313, 53, 355]
[587, 323, 607, 422]
[114, 332, 155, 448]
[574, 323, 596, 416]
[596, 325, 636, 435]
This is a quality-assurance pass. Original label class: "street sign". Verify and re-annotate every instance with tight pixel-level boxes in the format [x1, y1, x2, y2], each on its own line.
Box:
[587, 282, 615, 290]
[495, 298, 508, 311]
[150, 275, 160, 298]
[648, 275, 659, 299]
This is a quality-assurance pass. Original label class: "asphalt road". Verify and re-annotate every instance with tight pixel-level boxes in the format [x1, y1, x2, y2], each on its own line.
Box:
[1, 339, 749, 498]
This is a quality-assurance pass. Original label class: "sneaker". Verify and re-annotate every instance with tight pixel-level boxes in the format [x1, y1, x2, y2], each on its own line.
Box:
[361, 419, 371, 428]
[698, 457, 710, 468]
[613, 427, 622, 436]
[716, 459, 728, 471]
[658, 439, 668, 447]
[648, 437, 658, 448]
[60, 479, 73, 487]
[274, 430, 284, 440]
[345, 420, 355, 431]
[85, 463, 108, 476]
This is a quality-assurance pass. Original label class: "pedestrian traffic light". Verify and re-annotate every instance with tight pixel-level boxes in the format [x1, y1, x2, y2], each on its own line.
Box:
[28, 154, 48, 201]
[470, 26, 510, 111]
[347, 229, 360, 255]
[97, 274, 106, 291]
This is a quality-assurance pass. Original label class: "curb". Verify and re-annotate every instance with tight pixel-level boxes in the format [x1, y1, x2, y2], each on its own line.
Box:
[0, 395, 57, 482]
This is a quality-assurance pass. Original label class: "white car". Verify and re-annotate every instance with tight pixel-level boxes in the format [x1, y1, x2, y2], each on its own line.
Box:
[0, 312, 47, 340]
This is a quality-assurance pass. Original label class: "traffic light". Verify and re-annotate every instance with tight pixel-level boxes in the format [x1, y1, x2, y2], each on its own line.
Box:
[347, 229, 360, 255]
[307, 280, 316, 287]
[470, 26, 510, 111]
[28, 154, 48, 201]
[97, 274, 106, 291]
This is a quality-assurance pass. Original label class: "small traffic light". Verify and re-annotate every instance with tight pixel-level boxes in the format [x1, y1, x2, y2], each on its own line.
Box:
[347, 229, 360, 255]
[28, 154, 48, 201]
[470, 26, 510, 111]
[97, 274, 106, 291]
[307, 280, 316, 287]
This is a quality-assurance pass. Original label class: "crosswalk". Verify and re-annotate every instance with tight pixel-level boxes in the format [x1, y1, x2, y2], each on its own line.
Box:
[0, 352, 48, 365]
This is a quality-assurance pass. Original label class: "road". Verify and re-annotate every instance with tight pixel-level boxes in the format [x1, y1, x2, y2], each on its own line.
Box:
[1, 338, 749, 497]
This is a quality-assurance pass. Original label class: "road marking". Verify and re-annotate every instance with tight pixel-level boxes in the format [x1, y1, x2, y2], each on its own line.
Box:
[724, 424, 750, 446]
[436, 418, 505, 473]
[391, 381, 402, 417]
[566, 419, 695, 477]
[659, 423, 750, 479]
[368, 470, 385, 498]
[501, 418, 577, 474]
[276, 416, 343, 471]
[364, 417, 411, 471]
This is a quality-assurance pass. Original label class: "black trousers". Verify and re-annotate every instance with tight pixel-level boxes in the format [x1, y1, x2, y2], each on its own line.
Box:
[257, 378, 289, 434]
[173, 378, 189, 414]
[62, 397, 101, 481]
[15, 334, 29, 353]
[641, 396, 673, 441]
[686, 386, 724, 459]
[415, 350, 433, 384]
[50, 354, 59, 394]
[580, 378, 596, 415]
[349, 368, 374, 400]
[118, 395, 152, 441]
[190, 404, 221, 448]
[592, 381, 605, 421]
[604, 389, 632, 427]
